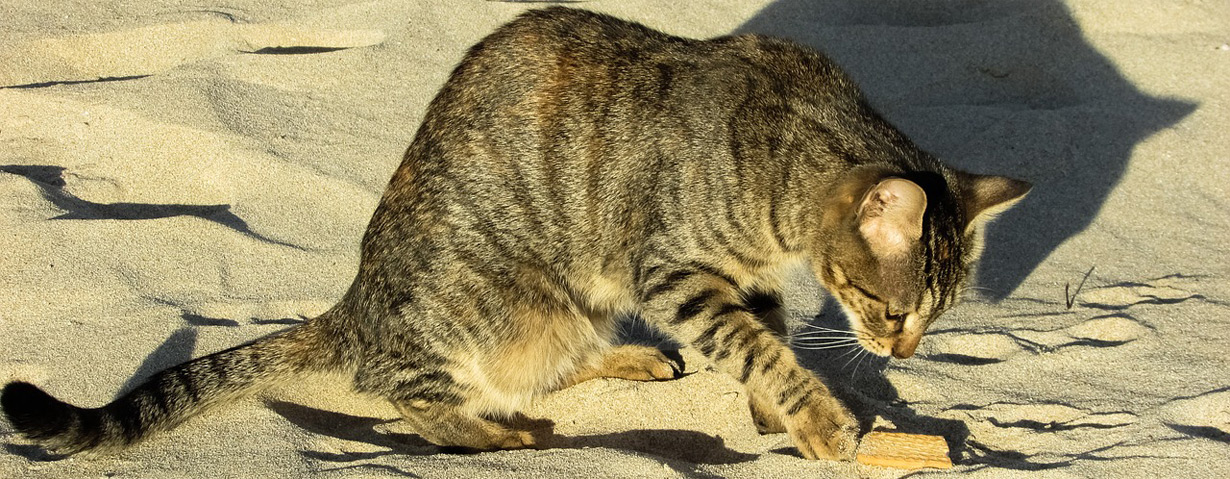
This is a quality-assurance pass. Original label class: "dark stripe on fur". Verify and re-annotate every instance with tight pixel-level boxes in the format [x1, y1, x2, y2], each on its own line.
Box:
[713, 303, 751, 319]
[847, 280, 884, 303]
[759, 348, 781, 376]
[771, 161, 796, 250]
[776, 371, 805, 406]
[711, 324, 746, 362]
[673, 289, 716, 324]
[174, 367, 200, 403]
[392, 370, 462, 405]
[1, 382, 73, 441]
[148, 378, 171, 420]
[785, 388, 814, 416]
[688, 262, 737, 289]
[109, 392, 144, 444]
[643, 269, 695, 302]
[694, 321, 725, 358]
[739, 351, 757, 383]
[736, 327, 760, 353]
[77, 408, 106, 451]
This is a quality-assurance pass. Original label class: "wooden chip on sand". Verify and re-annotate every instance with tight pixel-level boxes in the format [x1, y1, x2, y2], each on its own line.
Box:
[856, 431, 953, 470]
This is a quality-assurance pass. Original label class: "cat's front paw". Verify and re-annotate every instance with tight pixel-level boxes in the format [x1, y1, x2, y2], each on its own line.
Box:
[784, 396, 858, 461]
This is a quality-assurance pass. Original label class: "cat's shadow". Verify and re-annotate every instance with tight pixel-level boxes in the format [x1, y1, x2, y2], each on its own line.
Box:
[265, 400, 757, 469]
[736, 0, 1194, 300]
[735, 0, 1192, 469]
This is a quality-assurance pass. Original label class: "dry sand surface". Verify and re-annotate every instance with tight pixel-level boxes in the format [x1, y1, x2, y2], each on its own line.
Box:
[2, 0, 1228, 477]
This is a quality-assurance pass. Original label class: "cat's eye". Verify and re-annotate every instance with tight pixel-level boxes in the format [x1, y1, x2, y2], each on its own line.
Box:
[885, 312, 906, 333]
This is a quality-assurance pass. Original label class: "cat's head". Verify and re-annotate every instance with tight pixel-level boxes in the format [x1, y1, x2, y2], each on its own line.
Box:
[814, 168, 1030, 358]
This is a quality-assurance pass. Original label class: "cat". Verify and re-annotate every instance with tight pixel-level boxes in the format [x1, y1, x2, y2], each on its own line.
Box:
[1, 7, 1029, 461]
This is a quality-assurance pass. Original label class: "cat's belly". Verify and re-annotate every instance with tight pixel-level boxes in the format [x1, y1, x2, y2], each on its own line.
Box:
[576, 273, 639, 316]
[452, 295, 621, 416]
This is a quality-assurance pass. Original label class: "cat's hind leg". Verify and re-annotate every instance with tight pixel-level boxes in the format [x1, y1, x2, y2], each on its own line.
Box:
[392, 399, 541, 450]
[380, 278, 609, 449]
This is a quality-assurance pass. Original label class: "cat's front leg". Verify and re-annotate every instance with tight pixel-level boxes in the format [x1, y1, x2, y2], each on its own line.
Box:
[638, 265, 858, 460]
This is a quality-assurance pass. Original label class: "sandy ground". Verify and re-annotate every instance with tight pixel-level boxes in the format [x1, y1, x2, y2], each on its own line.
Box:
[1, 0, 1228, 477]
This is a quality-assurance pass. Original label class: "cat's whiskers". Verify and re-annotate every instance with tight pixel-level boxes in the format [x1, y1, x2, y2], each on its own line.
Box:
[791, 335, 859, 344]
[841, 347, 866, 370]
[793, 330, 855, 337]
[834, 344, 863, 363]
[791, 334, 858, 342]
[800, 324, 855, 333]
[794, 324, 866, 341]
[790, 323, 860, 348]
[792, 327, 861, 349]
[792, 341, 861, 349]
[790, 329, 862, 350]
[792, 342, 861, 351]
[851, 349, 872, 379]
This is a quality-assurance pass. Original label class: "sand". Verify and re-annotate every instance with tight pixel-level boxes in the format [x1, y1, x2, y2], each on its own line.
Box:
[1, 0, 1227, 477]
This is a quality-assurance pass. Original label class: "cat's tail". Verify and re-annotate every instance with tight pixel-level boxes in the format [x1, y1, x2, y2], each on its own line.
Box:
[1, 311, 346, 455]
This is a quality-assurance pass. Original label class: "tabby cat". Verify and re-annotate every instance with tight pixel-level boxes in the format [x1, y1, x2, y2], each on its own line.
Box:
[1, 7, 1029, 461]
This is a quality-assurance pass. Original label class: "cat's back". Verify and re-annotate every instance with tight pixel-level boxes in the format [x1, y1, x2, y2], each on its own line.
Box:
[359, 6, 925, 305]
[471, 7, 685, 70]
[378, 7, 887, 241]
[438, 7, 868, 144]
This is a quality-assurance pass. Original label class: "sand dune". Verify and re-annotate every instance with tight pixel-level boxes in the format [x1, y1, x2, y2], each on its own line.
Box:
[1, 0, 1227, 478]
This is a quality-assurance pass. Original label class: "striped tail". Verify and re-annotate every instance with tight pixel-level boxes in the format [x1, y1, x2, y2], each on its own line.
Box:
[1, 320, 336, 455]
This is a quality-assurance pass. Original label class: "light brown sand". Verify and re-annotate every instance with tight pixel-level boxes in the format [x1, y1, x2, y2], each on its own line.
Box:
[1, 1, 1227, 478]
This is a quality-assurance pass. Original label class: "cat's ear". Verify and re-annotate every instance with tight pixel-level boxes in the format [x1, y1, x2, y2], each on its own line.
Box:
[857, 178, 927, 257]
[958, 172, 1032, 230]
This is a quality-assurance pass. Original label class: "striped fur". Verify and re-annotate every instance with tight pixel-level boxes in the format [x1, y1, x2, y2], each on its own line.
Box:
[2, 7, 1028, 459]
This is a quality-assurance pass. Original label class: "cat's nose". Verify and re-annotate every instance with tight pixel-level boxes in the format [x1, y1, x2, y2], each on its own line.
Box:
[891, 333, 920, 358]
[891, 314, 924, 358]
[891, 342, 916, 358]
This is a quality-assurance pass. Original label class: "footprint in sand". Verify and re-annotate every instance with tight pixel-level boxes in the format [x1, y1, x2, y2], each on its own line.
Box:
[922, 313, 1151, 366]
[1078, 275, 1204, 310]
[1060, 314, 1151, 346]
[1161, 388, 1230, 443]
[923, 332, 1024, 365]
[0, 19, 384, 88]
[942, 402, 1138, 456]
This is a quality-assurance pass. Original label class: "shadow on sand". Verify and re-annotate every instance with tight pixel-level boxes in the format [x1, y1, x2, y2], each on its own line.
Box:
[736, 0, 1193, 469]
[0, 164, 304, 249]
[735, 0, 1194, 300]
[266, 399, 754, 478]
